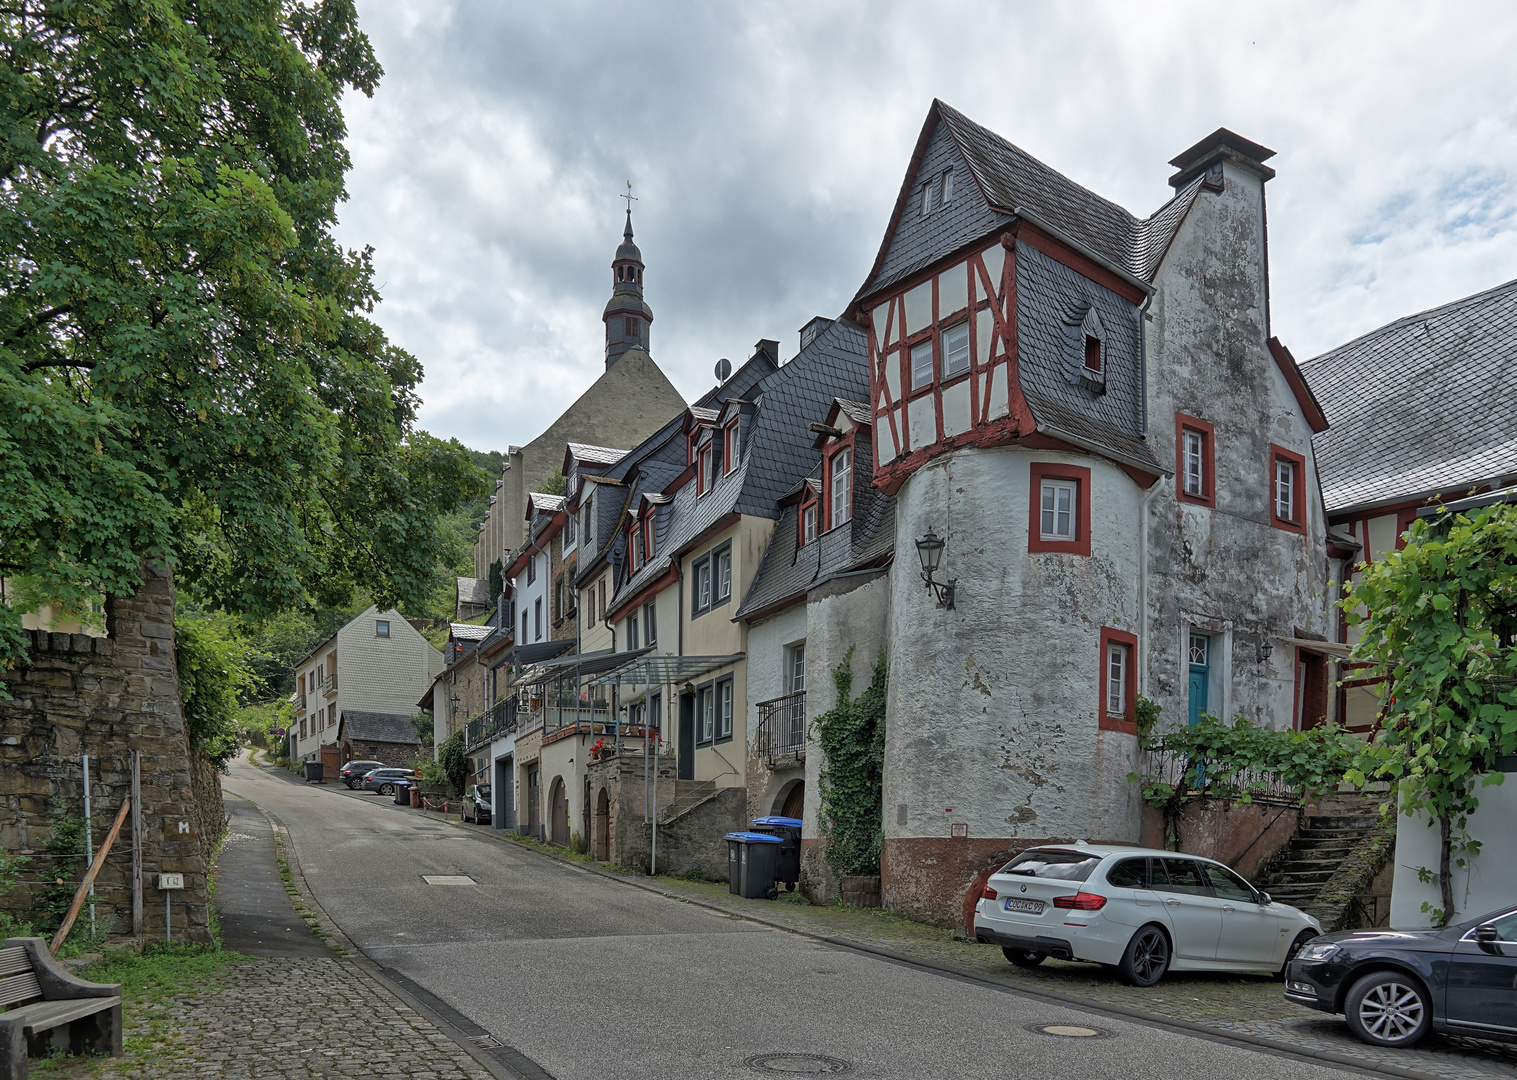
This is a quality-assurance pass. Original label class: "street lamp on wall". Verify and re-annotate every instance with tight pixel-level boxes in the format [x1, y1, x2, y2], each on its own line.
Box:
[1256, 639, 1274, 665]
[915, 530, 956, 610]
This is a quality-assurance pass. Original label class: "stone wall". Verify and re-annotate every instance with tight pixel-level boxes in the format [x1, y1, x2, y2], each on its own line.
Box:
[631, 787, 746, 880]
[1139, 797, 1301, 880]
[586, 751, 678, 867]
[0, 561, 217, 944]
[343, 737, 423, 769]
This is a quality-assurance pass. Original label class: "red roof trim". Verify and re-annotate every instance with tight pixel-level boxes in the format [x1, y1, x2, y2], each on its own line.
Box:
[1267, 337, 1329, 434]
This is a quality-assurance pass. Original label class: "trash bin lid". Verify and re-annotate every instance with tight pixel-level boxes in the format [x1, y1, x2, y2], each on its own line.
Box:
[751, 816, 803, 828]
[394, 780, 412, 787]
[724, 831, 784, 843]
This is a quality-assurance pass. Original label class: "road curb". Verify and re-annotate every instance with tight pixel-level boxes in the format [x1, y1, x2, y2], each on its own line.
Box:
[233, 790, 551, 1080]
[454, 818, 1444, 1080]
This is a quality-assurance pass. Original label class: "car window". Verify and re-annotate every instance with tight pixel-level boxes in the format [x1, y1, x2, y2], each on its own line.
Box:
[1201, 863, 1256, 903]
[1105, 858, 1147, 889]
[477, 785, 491, 799]
[1157, 858, 1212, 896]
[1002, 849, 1102, 881]
[1480, 912, 1517, 941]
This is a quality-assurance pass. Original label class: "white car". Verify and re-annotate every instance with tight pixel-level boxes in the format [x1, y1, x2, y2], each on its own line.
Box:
[973, 845, 1323, 986]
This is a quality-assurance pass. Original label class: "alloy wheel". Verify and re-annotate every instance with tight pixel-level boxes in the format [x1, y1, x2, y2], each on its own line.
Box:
[1357, 981, 1425, 1043]
[1132, 928, 1168, 984]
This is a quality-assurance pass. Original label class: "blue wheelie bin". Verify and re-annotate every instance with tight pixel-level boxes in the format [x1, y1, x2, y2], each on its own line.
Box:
[724, 832, 785, 899]
[749, 816, 802, 890]
[393, 780, 413, 806]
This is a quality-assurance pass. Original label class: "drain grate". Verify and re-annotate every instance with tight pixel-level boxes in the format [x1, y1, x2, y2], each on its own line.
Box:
[467, 1033, 503, 1049]
[745, 1053, 854, 1075]
[421, 875, 476, 885]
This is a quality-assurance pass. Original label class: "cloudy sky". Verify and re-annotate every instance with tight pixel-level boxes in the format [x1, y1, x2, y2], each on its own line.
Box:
[333, 1, 1517, 453]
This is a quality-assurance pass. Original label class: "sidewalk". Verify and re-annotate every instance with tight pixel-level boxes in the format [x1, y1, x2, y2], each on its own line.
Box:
[42, 793, 501, 1080]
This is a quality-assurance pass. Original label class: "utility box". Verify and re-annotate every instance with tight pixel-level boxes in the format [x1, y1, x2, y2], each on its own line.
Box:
[157, 873, 185, 890]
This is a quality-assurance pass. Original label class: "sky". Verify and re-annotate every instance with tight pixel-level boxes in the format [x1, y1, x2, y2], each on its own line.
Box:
[332, 1, 1517, 454]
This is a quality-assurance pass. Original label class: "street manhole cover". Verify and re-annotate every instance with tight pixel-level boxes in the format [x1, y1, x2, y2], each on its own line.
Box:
[1027, 1023, 1111, 1038]
[420, 875, 476, 885]
[744, 1053, 854, 1074]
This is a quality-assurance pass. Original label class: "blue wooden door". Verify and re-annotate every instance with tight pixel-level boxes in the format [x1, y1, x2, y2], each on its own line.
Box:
[1187, 633, 1210, 726]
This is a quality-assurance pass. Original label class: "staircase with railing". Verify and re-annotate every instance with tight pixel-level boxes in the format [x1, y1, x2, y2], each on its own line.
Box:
[659, 779, 717, 824]
[755, 690, 806, 768]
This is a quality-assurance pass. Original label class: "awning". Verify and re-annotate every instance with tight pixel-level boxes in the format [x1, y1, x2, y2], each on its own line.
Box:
[517, 647, 652, 686]
[509, 639, 575, 668]
[589, 653, 745, 687]
[1281, 637, 1353, 659]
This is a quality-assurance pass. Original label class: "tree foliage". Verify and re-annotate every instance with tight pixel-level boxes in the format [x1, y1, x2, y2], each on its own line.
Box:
[176, 612, 262, 770]
[813, 648, 887, 878]
[435, 729, 468, 795]
[0, 0, 484, 672]
[1343, 502, 1517, 924]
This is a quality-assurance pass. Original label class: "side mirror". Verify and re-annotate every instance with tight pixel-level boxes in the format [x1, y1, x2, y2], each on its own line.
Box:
[1477, 924, 1499, 942]
[1258, 892, 1272, 906]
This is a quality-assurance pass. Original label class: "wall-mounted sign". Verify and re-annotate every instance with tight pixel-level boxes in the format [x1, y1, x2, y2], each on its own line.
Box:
[157, 873, 185, 890]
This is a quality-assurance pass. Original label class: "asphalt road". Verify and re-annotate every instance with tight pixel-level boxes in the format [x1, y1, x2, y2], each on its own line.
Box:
[223, 758, 1370, 1080]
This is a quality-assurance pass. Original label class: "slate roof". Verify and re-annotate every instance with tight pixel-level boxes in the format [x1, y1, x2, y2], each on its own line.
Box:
[528, 492, 565, 515]
[862, 99, 1204, 298]
[567, 443, 628, 466]
[450, 623, 492, 641]
[339, 710, 421, 745]
[1300, 278, 1517, 514]
[456, 577, 490, 606]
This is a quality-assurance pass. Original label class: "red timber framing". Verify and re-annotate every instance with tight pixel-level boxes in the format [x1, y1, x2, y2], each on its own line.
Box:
[1098, 626, 1138, 734]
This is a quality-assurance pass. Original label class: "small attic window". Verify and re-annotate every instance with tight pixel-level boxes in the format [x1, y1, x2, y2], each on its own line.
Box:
[1083, 335, 1102, 373]
[920, 168, 954, 217]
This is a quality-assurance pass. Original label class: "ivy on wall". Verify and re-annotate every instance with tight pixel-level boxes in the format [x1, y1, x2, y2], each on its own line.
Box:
[814, 647, 887, 877]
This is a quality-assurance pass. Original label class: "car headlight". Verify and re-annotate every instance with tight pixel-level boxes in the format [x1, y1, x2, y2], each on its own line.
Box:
[1296, 942, 1341, 962]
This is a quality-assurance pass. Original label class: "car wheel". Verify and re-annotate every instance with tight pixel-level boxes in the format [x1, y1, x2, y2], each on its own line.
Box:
[1002, 947, 1046, 969]
[379, 783, 394, 796]
[1276, 929, 1319, 980]
[1345, 971, 1431, 1048]
[1117, 924, 1171, 987]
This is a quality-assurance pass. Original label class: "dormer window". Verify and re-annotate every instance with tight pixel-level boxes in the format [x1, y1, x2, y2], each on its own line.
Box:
[829, 447, 852, 528]
[697, 445, 712, 494]
[1083, 335, 1102, 373]
[920, 168, 954, 217]
[803, 504, 817, 545]
[644, 515, 656, 560]
[725, 418, 741, 473]
[631, 524, 643, 570]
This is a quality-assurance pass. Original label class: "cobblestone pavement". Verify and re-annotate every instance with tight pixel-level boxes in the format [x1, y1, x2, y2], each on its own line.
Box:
[77, 955, 495, 1080]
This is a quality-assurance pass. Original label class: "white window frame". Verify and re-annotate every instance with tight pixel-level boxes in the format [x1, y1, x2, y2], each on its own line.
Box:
[533, 597, 542, 641]
[631, 525, 643, 570]
[1275, 459, 1297, 522]
[1040, 479, 1076, 541]
[715, 547, 731, 603]
[1106, 643, 1128, 716]
[717, 679, 733, 741]
[699, 686, 714, 742]
[626, 614, 639, 651]
[562, 510, 577, 555]
[698, 445, 712, 494]
[1183, 430, 1205, 497]
[696, 560, 711, 612]
[643, 601, 657, 647]
[726, 419, 741, 474]
[910, 340, 934, 389]
[830, 448, 852, 528]
[802, 504, 817, 545]
[941, 322, 970, 378]
[786, 643, 806, 694]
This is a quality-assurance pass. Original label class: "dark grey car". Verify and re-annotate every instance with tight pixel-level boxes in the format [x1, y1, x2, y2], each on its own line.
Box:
[462, 784, 492, 824]
[361, 768, 415, 795]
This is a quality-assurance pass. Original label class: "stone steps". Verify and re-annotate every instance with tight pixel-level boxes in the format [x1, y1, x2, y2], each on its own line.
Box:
[1257, 795, 1391, 926]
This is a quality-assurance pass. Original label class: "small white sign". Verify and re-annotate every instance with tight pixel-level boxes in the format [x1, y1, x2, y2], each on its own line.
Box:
[157, 873, 185, 890]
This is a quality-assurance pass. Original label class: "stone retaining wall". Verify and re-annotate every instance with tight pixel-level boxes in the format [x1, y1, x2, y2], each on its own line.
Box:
[0, 561, 217, 944]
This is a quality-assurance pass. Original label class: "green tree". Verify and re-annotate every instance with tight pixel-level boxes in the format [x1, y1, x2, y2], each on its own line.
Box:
[1343, 502, 1517, 924]
[0, 0, 484, 673]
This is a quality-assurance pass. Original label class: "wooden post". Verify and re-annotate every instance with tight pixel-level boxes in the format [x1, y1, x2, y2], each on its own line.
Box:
[132, 752, 143, 942]
[50, 797, 131, 955]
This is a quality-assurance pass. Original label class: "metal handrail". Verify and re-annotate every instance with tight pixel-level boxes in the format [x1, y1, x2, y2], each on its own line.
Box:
[755, 690, 806, 766]
[463, 697, 518, 753]
[1139, 748, 1301, 805]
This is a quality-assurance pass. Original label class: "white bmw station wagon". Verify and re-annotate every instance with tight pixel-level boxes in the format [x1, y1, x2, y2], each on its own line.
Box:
[973, 845, 1323, 986]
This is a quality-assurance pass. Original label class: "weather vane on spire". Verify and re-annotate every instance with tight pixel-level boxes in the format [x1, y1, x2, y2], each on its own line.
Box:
[622, 180, 638, 215]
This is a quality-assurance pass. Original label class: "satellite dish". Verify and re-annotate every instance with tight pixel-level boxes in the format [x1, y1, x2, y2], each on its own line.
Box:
[714, 358, 732, 383]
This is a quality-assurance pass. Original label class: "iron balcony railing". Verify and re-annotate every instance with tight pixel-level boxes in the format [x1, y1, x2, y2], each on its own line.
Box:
[756, 690, 806, 766]
[323, 674, 338, 696]
[1139, 747, 1301, 806]
[463, 697, 518, 754]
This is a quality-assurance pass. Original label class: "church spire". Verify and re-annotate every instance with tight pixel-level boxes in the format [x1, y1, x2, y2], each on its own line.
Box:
[603, 183, 652, 370]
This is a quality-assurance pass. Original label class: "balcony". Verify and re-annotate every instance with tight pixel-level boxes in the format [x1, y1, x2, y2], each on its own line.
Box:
[463, 698, 518, 754]
[756, 690, 806, 767]
[323, 674, 338, 697]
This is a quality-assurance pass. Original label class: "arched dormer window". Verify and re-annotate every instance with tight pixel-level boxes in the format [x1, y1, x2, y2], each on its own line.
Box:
[1075, 305, 1107, 393]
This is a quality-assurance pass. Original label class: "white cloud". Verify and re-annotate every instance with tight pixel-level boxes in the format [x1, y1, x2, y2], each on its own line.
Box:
[333, 0, 1517, 450]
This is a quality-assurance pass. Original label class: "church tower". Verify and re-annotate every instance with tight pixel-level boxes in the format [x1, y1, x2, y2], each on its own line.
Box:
[602, 208, 653, 369]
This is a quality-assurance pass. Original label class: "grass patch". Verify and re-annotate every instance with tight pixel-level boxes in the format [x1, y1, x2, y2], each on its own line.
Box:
[79, 943, 247, 1007]
[270, 826, 345, 957]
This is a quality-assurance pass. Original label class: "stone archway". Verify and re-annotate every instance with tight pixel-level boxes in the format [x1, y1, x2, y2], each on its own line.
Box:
[775, 779, 804, 820]
[595, 787, 611, 861]
[548, 776, 570, 847]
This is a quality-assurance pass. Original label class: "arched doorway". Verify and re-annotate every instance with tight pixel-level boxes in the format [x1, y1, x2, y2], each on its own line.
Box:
[594, 788, 610, 861]
[778, 780, 804, 821]
[548, 777, 570, 847]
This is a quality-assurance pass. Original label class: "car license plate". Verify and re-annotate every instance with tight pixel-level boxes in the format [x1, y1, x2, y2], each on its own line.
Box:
[1003, 898, 1044, 914]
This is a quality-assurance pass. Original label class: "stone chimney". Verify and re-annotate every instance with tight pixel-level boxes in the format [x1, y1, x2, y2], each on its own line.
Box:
[1168, 128, 1276, 190]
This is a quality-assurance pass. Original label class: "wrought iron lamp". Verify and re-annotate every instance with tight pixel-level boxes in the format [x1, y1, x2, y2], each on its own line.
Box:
[915, 530, 956, 610]
[1256, 639, 1274, 664]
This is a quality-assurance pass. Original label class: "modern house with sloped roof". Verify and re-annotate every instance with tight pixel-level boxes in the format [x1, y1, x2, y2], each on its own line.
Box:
[1300, 277, 1517, 731]
[809, 100, 1339, 924]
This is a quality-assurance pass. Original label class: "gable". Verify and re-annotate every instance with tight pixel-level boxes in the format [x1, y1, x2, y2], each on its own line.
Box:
[866, 119, 1011, 298]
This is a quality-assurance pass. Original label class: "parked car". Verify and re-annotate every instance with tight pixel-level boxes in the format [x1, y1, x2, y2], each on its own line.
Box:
[339, 760, 384, 789]
[361, 768, 415, 795]
[1285, 905, 1517, 1047]
[462, 784, 492, 825]
[973, 845, 1322, 986]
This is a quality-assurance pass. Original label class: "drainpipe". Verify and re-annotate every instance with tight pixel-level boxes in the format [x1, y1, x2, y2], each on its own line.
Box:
[1138, 476, 1166, 698]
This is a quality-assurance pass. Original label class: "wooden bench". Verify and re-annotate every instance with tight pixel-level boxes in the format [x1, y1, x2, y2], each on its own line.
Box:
[0, 937, 121, 1080]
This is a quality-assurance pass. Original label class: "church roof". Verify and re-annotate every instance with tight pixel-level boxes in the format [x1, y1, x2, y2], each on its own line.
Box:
[1301, 277, 1517, 514]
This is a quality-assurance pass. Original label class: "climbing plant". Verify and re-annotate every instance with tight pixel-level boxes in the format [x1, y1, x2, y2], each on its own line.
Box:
[1343, 502, 1517, 925]
[436, 730, 469, 795]
[176, 614, 262, 771]
[813, 648, 887, 878]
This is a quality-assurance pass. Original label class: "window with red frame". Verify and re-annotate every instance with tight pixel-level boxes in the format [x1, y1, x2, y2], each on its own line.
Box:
[1083, 335, 1102, 373]
[1098, 627, 1138, 733]
[1269, 445, 1306, 533]
[1175, 413, 1215, 507]
[1028, 463, 1092, 556]
[725, 418, 741, 473]
[644, 515, 656, 560]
